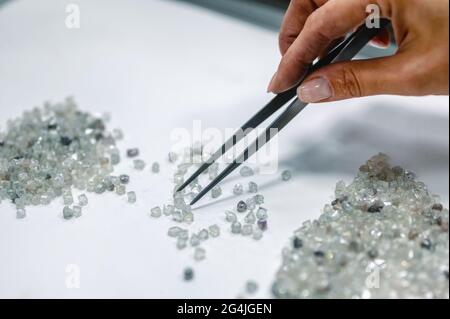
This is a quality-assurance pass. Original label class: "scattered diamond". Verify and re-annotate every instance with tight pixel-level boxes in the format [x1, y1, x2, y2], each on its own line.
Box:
[194, 247, 206, 261]
[240, 166, 254, 177]
[150, 206, 162, 218]
[244, 211, 256, 224]
[208, 224, 220, 237]
[281, 170, 292, 181]
[127, 191, 136, 203]
[248, 181, 258, 193]
[256, 207, 268, 220]
[16, 208, 26, 219]
[231, 221, 242, 234]
[225, 211, 237, 223]
[183, 267, 194, 281]
[237, 200, 247, 213]
[127, 148, 139, 158]
[211, 186, 222, 198]
[242, 224, 253, 236]
[168, 226, 183, 237]
[133, 159, 146, 170]
[233, 184, 244, 195]
[119, 174, 130, 184]
[152, 162, 160, 173]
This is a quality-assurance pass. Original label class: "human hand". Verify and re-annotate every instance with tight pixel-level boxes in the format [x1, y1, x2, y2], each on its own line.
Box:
[267, 0, 449, 103]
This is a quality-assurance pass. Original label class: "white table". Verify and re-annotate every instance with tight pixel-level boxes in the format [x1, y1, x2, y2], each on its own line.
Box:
[0, 0, 448, 298]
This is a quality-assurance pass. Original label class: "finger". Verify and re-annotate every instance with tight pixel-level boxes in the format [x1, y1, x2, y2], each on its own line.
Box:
[279, 0, 327, 55]
[269, 0, 387, 93]
[297, 53, 417, 103]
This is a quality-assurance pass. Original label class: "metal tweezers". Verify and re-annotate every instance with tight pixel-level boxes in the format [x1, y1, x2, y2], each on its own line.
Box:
[178, 19, 391, 205]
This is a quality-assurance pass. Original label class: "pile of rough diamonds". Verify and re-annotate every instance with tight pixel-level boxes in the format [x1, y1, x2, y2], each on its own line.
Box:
[272, 154, 449, 299]
[0, 98, 131, 218]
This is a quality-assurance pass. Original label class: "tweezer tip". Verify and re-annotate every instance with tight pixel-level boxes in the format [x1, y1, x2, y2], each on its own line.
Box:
[189, 197, 199, 206]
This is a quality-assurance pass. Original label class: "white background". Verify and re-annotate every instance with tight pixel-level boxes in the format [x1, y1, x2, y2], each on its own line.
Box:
[0, 0, 448, 298]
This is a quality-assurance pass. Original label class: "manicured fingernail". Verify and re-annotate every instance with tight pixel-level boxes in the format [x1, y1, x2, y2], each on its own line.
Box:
[267, 72, 277, 92]
[297, 77, 332, 103]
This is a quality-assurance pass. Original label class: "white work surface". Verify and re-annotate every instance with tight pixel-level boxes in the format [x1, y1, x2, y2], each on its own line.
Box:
[0, 0, 448, 299]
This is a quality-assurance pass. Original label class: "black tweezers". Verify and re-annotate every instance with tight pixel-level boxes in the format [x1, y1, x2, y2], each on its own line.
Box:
[178, 19, 392, 205]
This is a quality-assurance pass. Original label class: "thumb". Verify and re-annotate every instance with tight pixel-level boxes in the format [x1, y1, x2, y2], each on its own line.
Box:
[297, 54, 410, 103]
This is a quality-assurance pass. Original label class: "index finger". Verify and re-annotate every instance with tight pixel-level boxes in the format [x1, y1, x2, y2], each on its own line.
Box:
[270, 0, 388, 93]
[278, 0, 328, 55]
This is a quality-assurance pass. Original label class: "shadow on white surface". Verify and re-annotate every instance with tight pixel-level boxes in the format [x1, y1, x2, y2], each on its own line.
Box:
[280, 103, 449, 201]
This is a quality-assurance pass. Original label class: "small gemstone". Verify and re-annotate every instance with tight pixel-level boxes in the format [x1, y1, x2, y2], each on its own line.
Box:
[208, 224, 220, 237]
[168, 226, 183, 237]
[367, 248, 378, 259]
[233, 184, 244, 195]
[16, 208, 26, 219]
[245, 281, 258, 294]
[174, 196, 186, 210]
[127, 148, 139, 158]
[151, 162, 160, 173]
[177, 237, 188, 250]
[257, 219, 268, 231]
[231, 221, 242, 234]
[314, 250, 325, 258]
[133, 159, 146, 170]
[60, 136, 72, 146]
[150, 206, 162, 218]
[248, 181, 258, 193]
[420, 238, 433, 250]
[240, 166, 254, 177]
[242, 224, 253, 236]
[73, 206, 82, 218]
[63, 193, 74, 205]
[182, 211, 194, 224]
[281, 170, 292, 181]
[115, 185, 126, 195]
[208, 163, 219, 180]
[198, 229, 209, 241]
[94, 183, 106, 194]
[367, 201, 384, 213]
[110, 153, 121, 165]
[211, 186, 222, 199]
[119, 174, 130, 184]
[168, 152, 178, 163]
[190, 234, 201, 247]
[293, 237, 303, 249]
[237, 200, 247, 213]
[252, 229, 263, 240]
[163, 204, 175, 216]
[179, 229, 189, 239]
[254, 194, 264, 205]
[183, 267, 194, 281]
[225, 211, 237, 223]
[112, 128, 124, 140]
[127, 191, 136, 203]
[194, 247, 206, 261]
[246, 197, 256, 210]
[244, 211, 256, 224]
[172, 211, 183, 222]
[63, 206, 73, 220]
[256, 207, 268, 220]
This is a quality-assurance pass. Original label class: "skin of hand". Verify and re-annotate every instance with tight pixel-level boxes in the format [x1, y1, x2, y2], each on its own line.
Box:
[267, 0, 449, 103]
